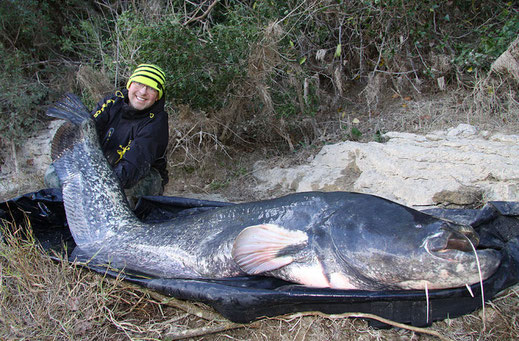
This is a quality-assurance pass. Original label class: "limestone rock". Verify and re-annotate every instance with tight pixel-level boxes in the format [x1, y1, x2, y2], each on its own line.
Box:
[253, 124, 519, 207]
[491, 35, 519, 83]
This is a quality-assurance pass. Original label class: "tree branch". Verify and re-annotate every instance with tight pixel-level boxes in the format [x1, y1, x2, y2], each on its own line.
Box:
[183, 0, 220, 26]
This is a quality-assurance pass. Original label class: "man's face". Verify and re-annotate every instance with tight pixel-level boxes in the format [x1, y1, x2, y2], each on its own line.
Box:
[128, 81, 159, 111]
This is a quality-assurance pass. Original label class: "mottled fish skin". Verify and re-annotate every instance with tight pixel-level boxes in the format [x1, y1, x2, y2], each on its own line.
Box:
[49, 94, 502, 290]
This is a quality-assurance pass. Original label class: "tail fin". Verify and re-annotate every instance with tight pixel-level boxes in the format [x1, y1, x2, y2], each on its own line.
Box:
[46, 93, 90, 126]
[47, 94, 92, 163]
[48, 94, 139, 246]
[50, 122, 79, 162]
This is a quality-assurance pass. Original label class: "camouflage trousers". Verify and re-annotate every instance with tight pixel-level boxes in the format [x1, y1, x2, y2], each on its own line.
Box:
[44, 164, 164, 207]
[123, 168, 164, 207]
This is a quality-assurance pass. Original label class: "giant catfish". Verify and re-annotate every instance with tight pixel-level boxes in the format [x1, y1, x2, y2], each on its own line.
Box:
[47, 94, 501, 291]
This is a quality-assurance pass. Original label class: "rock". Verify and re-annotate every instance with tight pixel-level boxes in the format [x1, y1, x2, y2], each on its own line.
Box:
[0, 120, 60, 198]
[446, 124, 477, 137]
[21, 120, 62, 174]
[491, 35, 519, 83]
[253, 124, 519, 207]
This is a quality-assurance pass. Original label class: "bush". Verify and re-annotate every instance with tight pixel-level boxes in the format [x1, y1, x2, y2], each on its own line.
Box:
[0, 1, 54, 145]
[114, 4, 259, 111]
[1, 0, 517, 153]
[0, 0, 100, 148]
[453, 2, 519, 71]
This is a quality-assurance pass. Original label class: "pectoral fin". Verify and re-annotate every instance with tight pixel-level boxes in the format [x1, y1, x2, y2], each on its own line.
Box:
[232, 224, 308, 275]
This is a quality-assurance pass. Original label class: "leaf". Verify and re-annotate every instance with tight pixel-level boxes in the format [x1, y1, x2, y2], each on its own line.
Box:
[351, 127, 362, 140]
[334, 44, 342, 58]
[299, 57, 307, 65]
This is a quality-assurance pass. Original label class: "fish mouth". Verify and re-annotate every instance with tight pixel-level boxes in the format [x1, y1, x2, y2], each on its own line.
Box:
[425, 224, 480, 259]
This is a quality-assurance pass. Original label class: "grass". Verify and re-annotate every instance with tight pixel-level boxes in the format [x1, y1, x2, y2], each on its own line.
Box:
[1, 70, 519, 339]
[0, 219, 175, 339]
[2, 217, 519, 340]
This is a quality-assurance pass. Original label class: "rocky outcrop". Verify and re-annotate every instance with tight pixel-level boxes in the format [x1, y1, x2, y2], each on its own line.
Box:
[253, 124, 519, 207]
[0, 120, 60, 198]
[491, 35, 519, 83]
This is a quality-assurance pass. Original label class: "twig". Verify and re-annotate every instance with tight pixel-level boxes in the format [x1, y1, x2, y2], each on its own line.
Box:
[183, 0, 220, 26]
[146, 290, 224, 321]
[164, 321, 248, 340]
[126, 286, 250, 340]
[281, 311, 452, 341]
[277, 0, 309, 25]
[371, 18, 392, 76]
[10, 141, 18, 176]
[102, 280, 450, 340]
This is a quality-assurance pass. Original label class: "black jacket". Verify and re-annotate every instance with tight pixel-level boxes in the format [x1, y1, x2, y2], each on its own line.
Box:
[92, 89, 169, 189]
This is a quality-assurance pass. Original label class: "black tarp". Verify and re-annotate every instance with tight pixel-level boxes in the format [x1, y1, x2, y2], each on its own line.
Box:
[1, 188, 519, 327]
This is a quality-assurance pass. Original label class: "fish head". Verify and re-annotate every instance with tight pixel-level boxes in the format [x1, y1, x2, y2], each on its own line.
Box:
[331, 214, 501, 290]
[396, 219, 502, 290]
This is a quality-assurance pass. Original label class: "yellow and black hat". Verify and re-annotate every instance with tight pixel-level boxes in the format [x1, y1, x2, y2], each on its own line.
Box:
[126, 64, 166, 99]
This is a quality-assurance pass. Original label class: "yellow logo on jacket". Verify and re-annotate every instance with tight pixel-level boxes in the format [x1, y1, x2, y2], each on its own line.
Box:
[115, 140, 132, 164]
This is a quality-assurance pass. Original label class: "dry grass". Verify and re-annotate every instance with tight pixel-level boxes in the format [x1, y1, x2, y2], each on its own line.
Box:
[464, 74, 519, 133]
[2, 46, 519, 340]
[2, 217, 519, 340]
[164, 70, 519, 190]
[0, 219, 241, 340]
[344, 74, 519, 145]
[162, 71, 519, 204]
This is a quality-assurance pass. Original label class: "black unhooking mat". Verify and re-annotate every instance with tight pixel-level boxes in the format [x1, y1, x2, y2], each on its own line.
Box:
[1, 188, 519, 327]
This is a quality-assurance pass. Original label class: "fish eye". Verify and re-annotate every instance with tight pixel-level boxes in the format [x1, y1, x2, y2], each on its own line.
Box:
[440, 222, 453, 231]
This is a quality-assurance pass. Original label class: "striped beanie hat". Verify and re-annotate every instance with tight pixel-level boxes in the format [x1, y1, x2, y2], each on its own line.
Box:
[126, 64, 166, 99]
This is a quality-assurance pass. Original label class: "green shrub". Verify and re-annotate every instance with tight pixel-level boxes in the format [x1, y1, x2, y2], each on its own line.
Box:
[0, 0, 99, 146]
[115, 5, 260, 111]
[453, 3, 519, 70]
[0, 45, 47, 145]
[1, 0, 517, 152]
[0, 1, 53, 144]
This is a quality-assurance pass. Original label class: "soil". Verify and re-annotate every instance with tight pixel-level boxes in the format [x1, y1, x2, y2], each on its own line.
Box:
[162, 89, 519, 205]
[1, 87, 517, 203]
[1, 86, 519, 340]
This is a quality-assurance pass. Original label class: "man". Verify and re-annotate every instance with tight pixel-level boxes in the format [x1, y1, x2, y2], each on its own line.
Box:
[45, 64, 169, 204]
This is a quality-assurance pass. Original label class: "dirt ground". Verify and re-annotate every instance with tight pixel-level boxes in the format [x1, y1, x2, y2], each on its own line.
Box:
[162, 87, 519, 205]
[1, 86, 519, 340]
